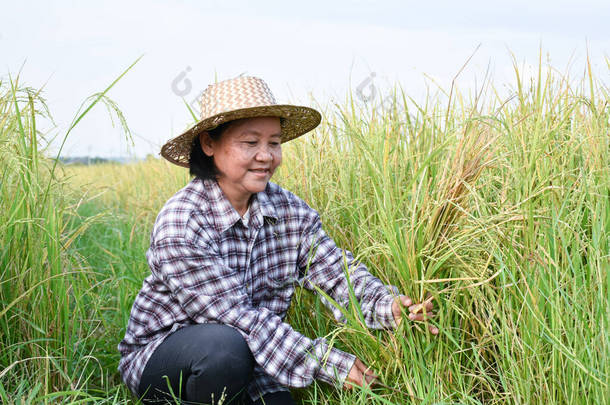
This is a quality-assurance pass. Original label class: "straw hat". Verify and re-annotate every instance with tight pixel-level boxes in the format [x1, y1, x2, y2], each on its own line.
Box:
[161, 76, 321, 167]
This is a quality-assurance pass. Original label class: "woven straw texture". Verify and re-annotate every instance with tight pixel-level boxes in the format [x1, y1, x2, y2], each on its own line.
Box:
[161, 76, 321, 168]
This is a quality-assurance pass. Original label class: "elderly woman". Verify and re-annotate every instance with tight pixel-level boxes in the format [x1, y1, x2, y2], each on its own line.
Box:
[118, 76, 438, 405]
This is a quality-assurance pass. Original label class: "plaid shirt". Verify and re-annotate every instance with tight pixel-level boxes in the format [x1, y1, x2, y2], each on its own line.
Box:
[117, 178, 399, 401]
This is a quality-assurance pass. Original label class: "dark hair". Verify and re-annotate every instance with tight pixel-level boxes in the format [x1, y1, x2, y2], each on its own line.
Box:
[189, 121, 233, 180]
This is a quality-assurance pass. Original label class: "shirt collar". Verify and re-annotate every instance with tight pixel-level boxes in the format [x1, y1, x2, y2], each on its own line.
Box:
[199, 178, 278, 233]
[255, 184, 278, 223]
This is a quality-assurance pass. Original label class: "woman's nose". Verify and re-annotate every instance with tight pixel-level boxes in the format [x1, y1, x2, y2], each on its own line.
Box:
[255, 147, 273, 161]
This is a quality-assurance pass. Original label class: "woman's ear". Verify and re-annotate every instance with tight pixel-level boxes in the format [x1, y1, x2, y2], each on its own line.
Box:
[199, 132, 214, 157]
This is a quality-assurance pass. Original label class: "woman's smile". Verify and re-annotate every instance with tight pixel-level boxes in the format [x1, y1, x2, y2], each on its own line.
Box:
[249, 167, 271, 175]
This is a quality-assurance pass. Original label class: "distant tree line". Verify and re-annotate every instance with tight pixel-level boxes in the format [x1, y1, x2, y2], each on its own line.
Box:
[58, 156, 141, 165]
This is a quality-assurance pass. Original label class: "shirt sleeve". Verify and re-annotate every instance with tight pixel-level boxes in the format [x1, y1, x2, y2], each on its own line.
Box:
[297, 209, 400, 330]
[147, 237, 356, 388]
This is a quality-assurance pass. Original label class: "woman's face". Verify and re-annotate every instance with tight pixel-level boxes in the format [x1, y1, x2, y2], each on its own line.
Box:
[200, 116, 282, 207]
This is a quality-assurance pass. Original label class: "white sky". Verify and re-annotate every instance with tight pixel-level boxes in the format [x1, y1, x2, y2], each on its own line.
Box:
[2, 0, 609, 158]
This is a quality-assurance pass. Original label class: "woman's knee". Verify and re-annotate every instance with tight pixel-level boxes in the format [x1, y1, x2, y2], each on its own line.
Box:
[138, 323, 255, 403]
[191, 324, 254, 378]
[185, 324, 254, 402]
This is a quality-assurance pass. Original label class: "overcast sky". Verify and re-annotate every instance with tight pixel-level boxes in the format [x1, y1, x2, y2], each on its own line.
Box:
[2, 0, 608, 158]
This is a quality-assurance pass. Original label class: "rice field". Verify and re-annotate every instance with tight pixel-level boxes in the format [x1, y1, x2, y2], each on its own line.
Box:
[1, 57, 608, 404]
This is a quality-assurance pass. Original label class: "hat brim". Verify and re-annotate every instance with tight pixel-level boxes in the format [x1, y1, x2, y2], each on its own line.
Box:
[161, 104, 321, 168]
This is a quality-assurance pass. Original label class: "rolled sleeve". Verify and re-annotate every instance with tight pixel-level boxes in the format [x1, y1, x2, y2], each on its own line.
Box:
[373, 292, 399, 329]
[315, 345, 356, 386]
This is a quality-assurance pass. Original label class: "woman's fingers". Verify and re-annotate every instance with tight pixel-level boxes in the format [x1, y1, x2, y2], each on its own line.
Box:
[344, 362, 363, 389]
[408, 311, 436, 321]
[392, 296, 412, 313]
[354, 358, 366, 370]
[356, 358, 378, 379]
[356, 359, 378, 380]
[408, 295, 435, 314]
[400, 295, 413, 307]
[363, 372, 377, 386]
[394, 294, 440, 335]
[392, 295, 415, 325]
[345, 358, 378, 389]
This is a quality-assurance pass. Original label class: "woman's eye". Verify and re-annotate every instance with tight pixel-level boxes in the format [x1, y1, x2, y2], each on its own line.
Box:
[244, 141, 257, 146]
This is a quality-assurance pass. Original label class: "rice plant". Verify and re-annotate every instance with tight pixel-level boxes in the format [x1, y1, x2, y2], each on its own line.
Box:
[1, 53, 608, 404]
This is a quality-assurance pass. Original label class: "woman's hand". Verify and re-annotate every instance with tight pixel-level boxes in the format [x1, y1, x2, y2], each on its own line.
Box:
[344, 358, 378, 389]
[392, 295, 439, 335]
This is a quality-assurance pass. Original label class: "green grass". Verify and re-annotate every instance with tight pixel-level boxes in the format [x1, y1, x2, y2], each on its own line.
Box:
[1, 54, 608, 404]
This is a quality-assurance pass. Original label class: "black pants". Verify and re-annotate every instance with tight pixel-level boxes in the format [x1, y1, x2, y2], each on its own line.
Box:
[138, 323, 295, 405]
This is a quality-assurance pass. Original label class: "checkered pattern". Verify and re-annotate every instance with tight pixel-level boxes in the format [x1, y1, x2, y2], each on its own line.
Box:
[117, 178, 399, 401]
